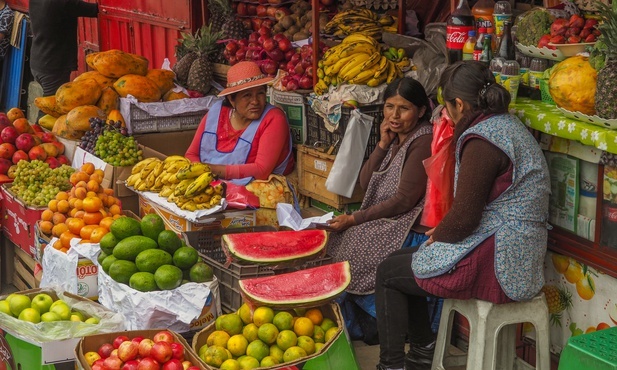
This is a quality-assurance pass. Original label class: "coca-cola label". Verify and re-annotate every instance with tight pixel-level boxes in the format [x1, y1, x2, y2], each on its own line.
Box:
[607, 206, 617, 222]
[447, 25, 474, 50]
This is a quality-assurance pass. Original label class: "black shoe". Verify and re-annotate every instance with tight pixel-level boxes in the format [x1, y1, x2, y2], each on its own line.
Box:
[376, 364, 404, 370]
[404, 341, 435, 370]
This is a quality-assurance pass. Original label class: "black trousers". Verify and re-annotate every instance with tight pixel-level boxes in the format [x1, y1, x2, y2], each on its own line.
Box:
[376, 248, 435, 368]
[31, 69, 71, 97]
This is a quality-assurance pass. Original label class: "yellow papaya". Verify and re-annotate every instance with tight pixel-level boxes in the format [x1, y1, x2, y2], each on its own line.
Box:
[162, 90, 190, 102]
[107, 109, 126, 127]
[55, 79, 103, 114]
[34, 95, 62, 117]
[74, 71, 116, 89]
[92, 49, 149, 78]
[86, 52, 99, 70]
[97, 87, 120, 114]
[66, 105, 106, 132]
[146, 69, 176, 95]
[52, 114, 84, 140]
[549, 56, 597, 116]
[113, 74, 162, 102]
[38, 114, 57, 130]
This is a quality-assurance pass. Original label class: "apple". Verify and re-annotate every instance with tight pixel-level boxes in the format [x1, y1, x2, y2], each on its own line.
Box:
[49, 301, 71, 320]
[18, 307, 41, 323]
[70, 311, 85, 321]
[0, 113, 10, 131]
[151, 341, 173, 363]
[121, 360, 140, 370]
[15, 133, 36, 152]
[98, 342, 115, 359]
[236, 2, 247, 16]
[162, 359, 184, 370]
[278, 37, 293, 52]
[85, 316, 100, 325]
[8, 294, 31, 317]
[118, 340, 139, 362]
[113, 335, 130, 349]
[92, 359, 105, 370]
[0, 300, 11, 316]
[256, 4, 268, 17]
[251, 17, 263, 31]
[103, 355, 123, 370]
[0, 158, 11, 175]
[247, 4, 257, 16]
[131, 336, 144, 345]
[30, 293, 54, 314]
[170, 342, 185, 361]
[57, 154, 69, 165]
[137, 357, 160, 370]
[260, 59, 278, 75]
[1, 126, 18, 144]
[0, 143, 16, 160]
[266, 6, 277, 17]
[298, 75, 313, 90]
[84, 351, 101, 366]
[138, 338, 155, 358]
[181, 361, 193, 370]
[258, 25, 271, 37]
[41, 311, 62, 322]
[267, 48, 284, 62]
[262, 38, 277, 52]
[274, 8, 291, 20]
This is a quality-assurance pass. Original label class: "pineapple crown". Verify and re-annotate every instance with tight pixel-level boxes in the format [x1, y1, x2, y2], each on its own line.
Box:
[596, 0, 617, 58]
[177, 25, 224, 57]
[209, 0, 232, 16]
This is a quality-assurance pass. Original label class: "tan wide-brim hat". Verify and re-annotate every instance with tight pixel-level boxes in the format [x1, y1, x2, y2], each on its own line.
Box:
[218, 61, 274, 97]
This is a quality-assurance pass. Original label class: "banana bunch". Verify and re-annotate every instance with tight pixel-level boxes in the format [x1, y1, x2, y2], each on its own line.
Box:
[323, 9, 384, 40]
[383, 47, 413, 72]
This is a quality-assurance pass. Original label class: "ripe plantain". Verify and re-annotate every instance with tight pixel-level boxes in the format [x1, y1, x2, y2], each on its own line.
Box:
[176, 163, 211, 180]
[131, 158, 157, 175]
[184, 172, 214, 197]
[174, 179, 194, 196]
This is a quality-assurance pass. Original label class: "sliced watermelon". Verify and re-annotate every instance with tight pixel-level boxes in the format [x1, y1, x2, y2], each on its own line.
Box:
[222, 229, 328, 264]
[238, 261, 351, 308]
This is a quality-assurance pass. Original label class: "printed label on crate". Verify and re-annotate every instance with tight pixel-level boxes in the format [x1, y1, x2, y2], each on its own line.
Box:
[313, 159, 328, 172]
[76, 260, 98, 300]
[0, 334, 17, 370]
[271, 90, 307, 145]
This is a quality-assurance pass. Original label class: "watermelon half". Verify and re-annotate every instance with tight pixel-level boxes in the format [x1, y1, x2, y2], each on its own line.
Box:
[222, 229, 328, 264]
[238, 261, 351, 308]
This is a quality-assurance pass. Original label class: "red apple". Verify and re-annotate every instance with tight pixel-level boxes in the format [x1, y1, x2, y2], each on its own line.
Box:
[238, 39, 249, 48]
[258, 25, 271, 37]
[284, 49, 296, 61]
[273, 33, 287, 42]
[131, 336, 144, 345]
[1, 126, 18, 144]
[262, 19, 275, 29]
[57, 154, 69, 165]
[248, 32, 260, 44]
[0, 113, 11, 131]
[40, 132, 55, 143]
[262, 38, 277, 52]
[103, 355, 123, 370]
[294, 62, 305, 75]
[151, 342, 173, 363]
[260, 59, 278, 75]
[0, 158, 12, 175]
[251, 49, 263, 60]
[268, 0, 282, 4]
[97, 343, 114, 359]
[301, 56, 312, 69]
[162, 359, 184, 370]
[122, 360, 140, 370]
[236, 2, 247, 16]
[137, 358, 160, 370]
[169, 342, 184, 361]
[15, 133, 36, 152]
[153, 331, 174, 344]
[113, 335, 130, 349]
[0, 143, 16, 160]
[118, 340, 139, 362]
[278, 38, 293, 52]
[290, 53, 301, 65]
[298, 75, 313, 89]
[45, 156, 60, 169]
[274, 8, 291, 20]
[266, 6, 277, 17]
[236, 48, 246, 61]
[305, 66, 314, 78]
[256, 4, 268, 17]
[247, 4, 257, 15]
[286, 78, 299, 91]
[138, 338, 155, 358]
[267, 48, 284, 62]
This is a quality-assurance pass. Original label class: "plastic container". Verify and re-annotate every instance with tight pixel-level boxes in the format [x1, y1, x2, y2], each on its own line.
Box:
[493, 1, 512, 38]
[463, 30, 477, 60]
[490, 57, 505, 83]
[518, 55, 532, 87]
[539, 78, 555, 105]
[558, 327, 617, 370]
[529, 58, 549, 100]
[500, 60, 521, 104]
[472, 0, 496, 30]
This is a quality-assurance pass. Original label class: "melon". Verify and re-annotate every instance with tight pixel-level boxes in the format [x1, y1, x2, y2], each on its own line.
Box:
[238, 261, 351, 308]
[222, 229, 327, 264]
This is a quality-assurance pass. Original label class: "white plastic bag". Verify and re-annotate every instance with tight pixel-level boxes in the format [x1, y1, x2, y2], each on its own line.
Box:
[325, 109, 374, 197]
[40, 238, 85, 295]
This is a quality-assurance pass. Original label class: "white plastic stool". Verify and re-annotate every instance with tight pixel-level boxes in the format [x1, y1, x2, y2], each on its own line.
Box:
[431, 293, 550, 370]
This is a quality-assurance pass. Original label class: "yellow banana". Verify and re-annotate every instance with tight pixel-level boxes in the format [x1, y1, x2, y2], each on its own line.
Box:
[378, 14, 395, 26]
[314, 79, 329, 96]
[133, 177, 143, 189]
[126, 174, 139, 187]
[324, 55, 355, 76]
[174, 179, 194, 196]
[196, 202, 213, 210]
[176, 162, 211, 180]
[338, 42, 377, 60]
[168, 173, 179, 184]
[386, 60, 398, 84]
[164, 160, 188, 174]
[338, 53, 372, 80]
[204, 185, 214, 196]
[209, 195, 222, 207]
[184, 171, 214, 197]
[137, 181, 148, 192]
[356, 52, 381, 71]
[321, 43, 349, 65]
[396, 57, 412, 72]
[383, 26, 398, 33]
[396, 64, 403, 78]
[160, 172, 172, 185]
[152, 161, 165, 178]
[342, 33, 379, 48]
[213, 183, 225, 196]
[367, 71, 388, 87]
[174, 196, 190, 207]
[192, 193, 211, 204]
[159, 186, 174, 198]
[154, 175, 164, 189]
[131, 158, 157, 175]
[374, 56, 389, 78]
[348, 65, 380, 85]
[163, 155, 189, 164]
[146, 171, 158, 189]
[139, 159, 161, 179]
[181, 201, 198, 212]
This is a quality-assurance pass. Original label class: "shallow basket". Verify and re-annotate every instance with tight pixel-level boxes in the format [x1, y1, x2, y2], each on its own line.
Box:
[539, 79, 555, 105]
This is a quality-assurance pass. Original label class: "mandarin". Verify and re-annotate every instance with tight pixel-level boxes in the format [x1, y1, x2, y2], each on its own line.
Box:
[83, 211, 104, 225]
[55, 192, 69, 201]
[108, 204, 122, 215]
[81, 163, 95, 175]
[75, 180, 88, 189]
[52, 212, 66, 225]
[86, 180, 99, 192]
[60, 231, 78, 249]
[79, 225, 98, 240]
[74, 187, 87, 200]
[69, 208, 79, 217]
[48, 199, 58, 212]
[89, 227, 108, 243]
[52, 240, 63, 250]
[103, 188, 114, 196]
[83, 197, 102, 213]
[39, 220, 53, 235]
[57, 199, 70, 213]
[93, 169, 105, 179]
[104, 195, 117, 207]
[67, 218, 86, 235]
[41, 209, 53, 222]
[74, 210, 85, 219]
[99, 217, 114, 230]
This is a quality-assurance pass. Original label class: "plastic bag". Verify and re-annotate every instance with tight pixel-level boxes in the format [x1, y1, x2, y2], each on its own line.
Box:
[245, 174, 293, 209]
[225, 181, 260, 209]
[325, 109, 374, 197]
[421, 106, 455, 228]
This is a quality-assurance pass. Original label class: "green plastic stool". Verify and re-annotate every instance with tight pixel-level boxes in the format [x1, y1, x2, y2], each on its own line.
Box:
[559, 327, 617, 370]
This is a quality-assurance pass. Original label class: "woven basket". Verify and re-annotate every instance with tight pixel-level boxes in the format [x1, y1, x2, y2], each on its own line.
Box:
[539, 79, 555, 105]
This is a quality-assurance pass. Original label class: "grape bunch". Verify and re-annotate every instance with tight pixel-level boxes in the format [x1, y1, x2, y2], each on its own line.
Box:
[80, 117, 129, 155]
[10, 160, 75, 206]
[95, 130, 143, 167]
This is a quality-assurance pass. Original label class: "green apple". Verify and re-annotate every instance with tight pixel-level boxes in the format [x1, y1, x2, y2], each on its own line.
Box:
[70, 314, 84, 322]
[5, 293, 17, 305]
[18, 307, 41, 323]
[49, 299, 68, 310]
[0, 300, 11, 316]
[8, 294, 31, 317]
[31, 294, 54, 314]
[41, 311, 62, 322]
[49, 302, 71, 321]
[84, 317, 100, 325]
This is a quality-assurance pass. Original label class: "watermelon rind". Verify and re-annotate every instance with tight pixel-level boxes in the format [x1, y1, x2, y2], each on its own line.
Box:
[238, 261, 351, 309]
[222, 229, 328, 264]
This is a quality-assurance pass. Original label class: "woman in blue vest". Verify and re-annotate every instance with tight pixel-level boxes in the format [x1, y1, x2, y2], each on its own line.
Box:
[186, 61, 294, 185]
[375, 61, 550, 370]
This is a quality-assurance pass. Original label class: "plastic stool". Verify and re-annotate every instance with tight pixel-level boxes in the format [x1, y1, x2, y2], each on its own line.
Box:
[432, 293, 550, 370]
[558, 326, 617, 370]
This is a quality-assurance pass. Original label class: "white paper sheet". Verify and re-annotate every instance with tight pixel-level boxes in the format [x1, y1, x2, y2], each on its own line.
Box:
[276, 203, 334, 231]
[130, 186, 227, 221]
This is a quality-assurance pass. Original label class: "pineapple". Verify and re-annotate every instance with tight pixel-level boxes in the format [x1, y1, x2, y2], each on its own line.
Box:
[186, 25, 223, 94]
[541, 285, 572, 327]
[210, 0, 250, 40]
[594, 0, 617, 119]
[173, 30, 200, 85]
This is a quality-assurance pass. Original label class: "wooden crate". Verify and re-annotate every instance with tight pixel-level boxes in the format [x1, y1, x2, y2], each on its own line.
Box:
[2, 237, 41, 291]
[297, 145, 365, 209]
[213, 63, 230, 86]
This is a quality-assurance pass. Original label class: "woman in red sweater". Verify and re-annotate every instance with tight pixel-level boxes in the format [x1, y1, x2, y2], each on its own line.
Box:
[185, 61, 294, 185]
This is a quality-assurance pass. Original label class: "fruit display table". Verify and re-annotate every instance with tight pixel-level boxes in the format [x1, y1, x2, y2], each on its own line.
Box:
[512, 98, 617, 155]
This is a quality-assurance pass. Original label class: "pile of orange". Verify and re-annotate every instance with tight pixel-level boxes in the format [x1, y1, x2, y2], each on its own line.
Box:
[39, 162, 124, 253]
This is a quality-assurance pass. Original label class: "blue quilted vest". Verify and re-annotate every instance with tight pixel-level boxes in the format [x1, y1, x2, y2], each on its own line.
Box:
[412, 114, 550, 301]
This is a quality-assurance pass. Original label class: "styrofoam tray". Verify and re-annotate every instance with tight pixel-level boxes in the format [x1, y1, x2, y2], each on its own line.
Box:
[515, 42, 565, 61]
[557, 107, 617, 130]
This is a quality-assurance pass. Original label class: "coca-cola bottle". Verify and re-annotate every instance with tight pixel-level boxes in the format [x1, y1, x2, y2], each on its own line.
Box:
[447, 0, 475, 64]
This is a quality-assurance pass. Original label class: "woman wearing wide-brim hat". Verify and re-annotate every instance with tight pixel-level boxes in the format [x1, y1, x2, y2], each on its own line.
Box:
[185, 61, 294, 185]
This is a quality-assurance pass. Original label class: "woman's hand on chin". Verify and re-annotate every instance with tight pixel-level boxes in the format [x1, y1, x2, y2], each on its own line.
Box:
[327, 214, 356, 232]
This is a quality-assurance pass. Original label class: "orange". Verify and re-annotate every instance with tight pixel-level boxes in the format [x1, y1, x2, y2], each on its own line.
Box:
[74, 198, 83, 210]
[39, 220, 53, 235]
[60, 231, 78, 249]
[52, 212, 66, 225]
[79, 225, 98, 240]
[81, 163, 95, 175]
[67, 217, 86, 235]
[55, 192, 69, 201]
[86, 180, 99, 193]
[83, 197, 102, 213]
[99, 216, 114, 231]
[79, 239, 91, 244]
[69, 173, 78, 185]
[108, 204, 122, 215]
[57, 200, 70, 214]
[48, 199, 58, 212]
[293, 317, 314, 337]
[304, 309, 323, 326]
[89, 227, 108, 243]
[75, 171, 89, 182]
[104, 195, 117, 207]
[52, 240, 63, 250]
[41, 209, 53, 222]
[74, 187, 87, 200]
[75, 180, 88, 189]
[83, 211, 104, 225]
[7, 107, 25, 122]
[69, 208, 79, 217]
[60, 247, 69, 254]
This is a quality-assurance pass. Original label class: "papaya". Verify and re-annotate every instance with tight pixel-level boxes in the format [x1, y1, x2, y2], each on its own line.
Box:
[86, 52, 99, 70]
[38, 114, 57, 130]
[74, 71, 116, 89]
[97, 87, 120, 114]
[162, 90, 190, 102]
[55, 79, 103, 114]
[92, 49, 149, 78]
[66, 105, 106, 132]
[146, 69, 176, 95]
[34, 96, 62, 118]
[52, 114, 84, 140]
[549, 56, 597, 116]
[113, 74, 162, 102]
[107, 109, 126, 127]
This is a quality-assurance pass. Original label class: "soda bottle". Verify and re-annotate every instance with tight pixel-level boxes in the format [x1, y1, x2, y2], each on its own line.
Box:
[472, 0, 496, 30]
[496, 21, 515, 60]
[463, 30, 477, 61]
[473, 27, 487, 62]
[479, 34, 493, 65]
[447, 0, 475, 64]
[487, 27, 498, 54]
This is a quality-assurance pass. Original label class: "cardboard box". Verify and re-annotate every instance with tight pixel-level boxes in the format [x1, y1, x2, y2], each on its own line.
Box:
[192, 303, 360, 369]
[134, 129, 197, 157]
[138, 195, 256, 234]
[270, 89, 307, 146]
[297, 145, 365, 209]
[1, 183, 46, 257]
[75, 329, 207, 370]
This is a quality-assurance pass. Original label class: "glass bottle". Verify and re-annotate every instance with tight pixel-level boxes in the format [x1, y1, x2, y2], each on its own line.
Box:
[479, 34, 493, 65]
[447, 0, 475, 64]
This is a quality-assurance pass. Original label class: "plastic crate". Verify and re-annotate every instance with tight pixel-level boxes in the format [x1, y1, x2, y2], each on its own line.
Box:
[183, 227, 333, 312]
[558, 327, 617, 370]
[304, 103, 382, 160]
[124, 103, 207, 134]
[539, 78, 555, 105]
